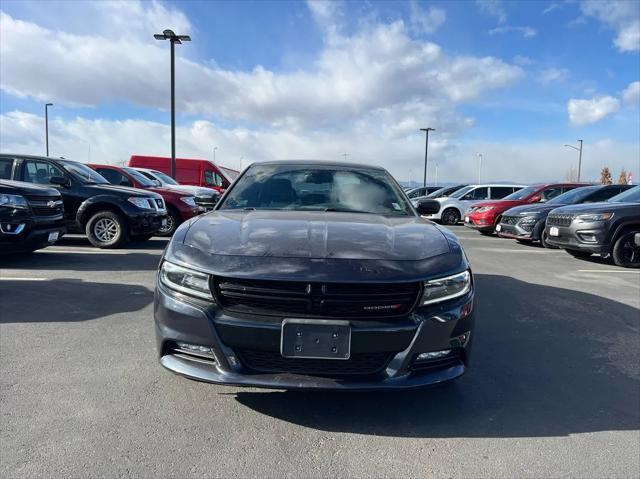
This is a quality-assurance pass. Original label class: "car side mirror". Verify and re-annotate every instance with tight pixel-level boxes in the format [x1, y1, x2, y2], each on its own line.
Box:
[153, 180, 162, 187]
[50, 176, 70, 188]
[529, 195, 542, 203]
[416, 199, 440, 215]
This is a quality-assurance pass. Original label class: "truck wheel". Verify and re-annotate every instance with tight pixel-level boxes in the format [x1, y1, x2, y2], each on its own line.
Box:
[566, 249, 592, 259]
[612, 231, 640, 268]
[441, 208, 460, 226]
[157, 208, 180, 237]
[540, 229, 558, 249]
[85, 211, 128, 248]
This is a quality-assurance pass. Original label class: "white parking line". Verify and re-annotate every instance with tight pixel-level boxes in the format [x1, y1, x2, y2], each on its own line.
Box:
[473, 247, 564, 254]
[0, 277, 48, 281]
[42, 248, 160, 255]
[577, 269, 640, 274]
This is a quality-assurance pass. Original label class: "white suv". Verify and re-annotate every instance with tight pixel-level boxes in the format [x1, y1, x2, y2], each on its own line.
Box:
[416, 184, 525, 225]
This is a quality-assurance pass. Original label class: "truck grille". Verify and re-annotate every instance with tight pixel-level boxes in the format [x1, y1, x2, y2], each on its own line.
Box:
[500, 215, 519, 225]
[237, 349, 392, 376]
[26, 195, 64, 217]
[547, 214, 574, 227]
[213, 277, 421, 319]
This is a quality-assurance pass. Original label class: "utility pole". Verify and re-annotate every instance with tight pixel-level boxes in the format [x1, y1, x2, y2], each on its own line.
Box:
[45, 103, 53, 156]
[213, 146, 218, 163]
[564, 140, 584, 181]
[477, 153, 483, 183]
[154, 29, 191, 178]
[419, 128, 435, 187]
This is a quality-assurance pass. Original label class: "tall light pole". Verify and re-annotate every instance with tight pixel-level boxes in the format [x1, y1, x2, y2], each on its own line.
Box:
[564, 140, 583, 181]
[45, 103, 53, 156]
[213, 146, 218, 163]
[477, 153, 483, 183]
[154, 29, 191, 179]
[420, 127, 435, 187]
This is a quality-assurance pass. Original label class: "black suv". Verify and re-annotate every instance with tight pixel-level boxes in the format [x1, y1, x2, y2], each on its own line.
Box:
[545, 186, 640, 268]
[155, 161, 474, 390]
[498, 184, 633, 248]
[0, 179, 66, 253]
[0, 154, 167, 248]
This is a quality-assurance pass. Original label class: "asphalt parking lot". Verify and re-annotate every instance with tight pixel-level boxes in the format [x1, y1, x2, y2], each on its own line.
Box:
[1, 226, 638, 478]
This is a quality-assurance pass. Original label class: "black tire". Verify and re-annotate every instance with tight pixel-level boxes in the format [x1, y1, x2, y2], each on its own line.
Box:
[612, 231, 640, 268]
[157, 208, 180, 237]
[441, 208, 461, 226]
[540, 229, 558, 249]
[566, 249, 592, 259]
[85, 210, 128, 249]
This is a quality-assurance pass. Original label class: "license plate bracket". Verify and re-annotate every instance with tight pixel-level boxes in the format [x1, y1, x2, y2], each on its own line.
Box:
[549, 226, 559, 237]
[47, 231, 59, 243]
[281, 319, 351, 360]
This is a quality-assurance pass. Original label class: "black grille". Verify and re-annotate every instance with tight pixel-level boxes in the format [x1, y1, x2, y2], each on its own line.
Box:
[26, 195, 63, 217]
[213, 277, 421, 319]
[547, 214, 573, 227]
[500, 215, 519, 225]
[237, 348, 392, 376]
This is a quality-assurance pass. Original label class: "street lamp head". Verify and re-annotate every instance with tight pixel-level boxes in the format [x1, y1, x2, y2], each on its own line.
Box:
[420, 127, 435, 132]
[45, 103, 53, 107]
[154, 30, 191, 43]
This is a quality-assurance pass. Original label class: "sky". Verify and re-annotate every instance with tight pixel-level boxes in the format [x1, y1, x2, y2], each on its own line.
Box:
[0, 0, 639, 185]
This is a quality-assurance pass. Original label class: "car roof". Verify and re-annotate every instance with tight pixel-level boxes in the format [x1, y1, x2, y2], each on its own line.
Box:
[250, 160, 387, 171]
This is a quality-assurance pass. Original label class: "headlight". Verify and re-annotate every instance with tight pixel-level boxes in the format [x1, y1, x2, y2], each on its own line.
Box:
[0, 194, 28, 209]
[127, 197, 151, 209]
[476, 206, 495, 213]
[421, 270, 472, 305]
[180, 196, 196, 207]
[159, 261, 213, 300]
[575, 212, 613, 223]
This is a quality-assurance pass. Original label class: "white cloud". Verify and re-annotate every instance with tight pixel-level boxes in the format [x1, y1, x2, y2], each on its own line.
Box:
[580, 0, 640, 52]
[567, 96, 620, 125]
[0, 8, 521, 130]
[409, 2, 446, 34]
[476, 0, 507, 24]
[542, 3, 562, 15]
[621, 81, 640, 106]
[539, 68, 570, 84]
[513, 55, 535, 66]
[488, 25, 537, 38]
[3, 111, 637, 185]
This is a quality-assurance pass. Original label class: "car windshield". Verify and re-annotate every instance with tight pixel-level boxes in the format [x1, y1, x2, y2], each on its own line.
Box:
[151, 170, 179, 185]
[60, 161, 109, 184]
[609, 186, 640, 203]
[449, 185, 474, 198]
[220, 166, 239, 181]
[123, 168, 156, 187]
[219, 164, 413, 216]
[547, 186, 599, 204]
[503, 186, 537, 200]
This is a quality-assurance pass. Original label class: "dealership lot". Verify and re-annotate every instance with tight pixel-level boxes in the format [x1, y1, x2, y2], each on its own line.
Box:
[1, 227, 638, 478]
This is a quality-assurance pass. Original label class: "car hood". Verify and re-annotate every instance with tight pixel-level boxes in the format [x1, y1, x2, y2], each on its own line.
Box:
[0, 180, 60, 196]
[163, 185, 216, 196]
[504, 203, 564, 216]
[180, 210, 451, 261]
[85, 183, 159, 197]
[549, 202, 639, 214]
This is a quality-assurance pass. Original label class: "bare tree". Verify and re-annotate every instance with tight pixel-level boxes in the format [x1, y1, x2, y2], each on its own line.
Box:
[617, 168, 628, 185]
[565, 164, 579, 182]
[600, 167, 613, 185]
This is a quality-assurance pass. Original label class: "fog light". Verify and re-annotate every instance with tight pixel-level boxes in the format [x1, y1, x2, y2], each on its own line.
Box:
[0, 223, 25, 234]
[577, 233, 597, 243]
[450, 332, 471, 347]
[417, 350, 451, 361]
[177, 342, 213, 355]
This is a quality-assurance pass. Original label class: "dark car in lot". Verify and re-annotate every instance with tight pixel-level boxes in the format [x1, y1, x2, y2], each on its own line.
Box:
[155, 161, 474, 390]
[406, 186, 442, 199]
[0, 179, 66, 254]
[497, 184, 634, 247]
[426, 184, 468, 199]
[545, 186, 640, 268]
[89, 164, 205, 236]
[0, 154, 167, 248]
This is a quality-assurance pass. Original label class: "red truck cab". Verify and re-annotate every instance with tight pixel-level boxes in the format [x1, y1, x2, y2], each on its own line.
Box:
[89, 164, 202, 236]
[464, 183, 586, 235]
[127, 155, 239, 194]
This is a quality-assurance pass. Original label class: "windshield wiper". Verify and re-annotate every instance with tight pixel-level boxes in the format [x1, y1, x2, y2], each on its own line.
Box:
[324, 207, 374, 214]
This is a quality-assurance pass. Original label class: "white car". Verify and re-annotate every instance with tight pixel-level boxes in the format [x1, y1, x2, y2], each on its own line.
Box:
[414, 184, 525, 225]
[132, 167, 218, 198]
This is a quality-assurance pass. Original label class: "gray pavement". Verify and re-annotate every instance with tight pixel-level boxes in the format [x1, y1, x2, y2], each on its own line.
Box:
[1, 227, 639, 478]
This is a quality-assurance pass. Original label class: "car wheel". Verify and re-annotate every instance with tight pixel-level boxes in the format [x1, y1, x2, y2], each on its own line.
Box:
[441, 208, 460, 226]
[85, 210, 128, 248]
[612, 231, 640, 268]
[157, 208, 180, 237]
[566, 249, 592, 259]
[540, 229, 558, 249]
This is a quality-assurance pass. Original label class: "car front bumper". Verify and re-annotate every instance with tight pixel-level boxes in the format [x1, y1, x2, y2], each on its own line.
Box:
[129, 211, 168, 236]
[154, 280, 474, 391]
[0, 220, 66, 254]
[544, 225, 609, 254]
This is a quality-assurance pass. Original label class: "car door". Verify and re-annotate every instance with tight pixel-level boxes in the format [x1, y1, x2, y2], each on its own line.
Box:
[0, 157, 15, 180]
[20, 159, 79, 224]
[95, 167, 133, 187]
[459, 186, 489, 211]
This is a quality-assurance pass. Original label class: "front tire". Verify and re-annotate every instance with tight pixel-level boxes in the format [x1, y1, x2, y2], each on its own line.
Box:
[612, 231, 640, 268]
[441, 208, 461, 226]
[566, 249, 592, 259]
[540, 229, 558, 249]
[157, 208, 180, 237]
[85, 210, 128, 249]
